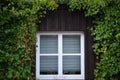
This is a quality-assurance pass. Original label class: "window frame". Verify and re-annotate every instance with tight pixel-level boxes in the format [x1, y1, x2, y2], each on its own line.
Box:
[36, 32, 85, 80]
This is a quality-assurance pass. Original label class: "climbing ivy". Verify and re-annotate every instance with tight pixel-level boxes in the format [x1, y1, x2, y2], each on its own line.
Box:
[91, 1, 120, 80]
[0, 0, 120, 80]
[0, 0, 57, 79]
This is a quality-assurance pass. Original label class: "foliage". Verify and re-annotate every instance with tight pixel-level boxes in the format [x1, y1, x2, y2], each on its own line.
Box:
[91, 1, 120, 80]
[0, 0, 57, 79]
[0, 0, 120, 80]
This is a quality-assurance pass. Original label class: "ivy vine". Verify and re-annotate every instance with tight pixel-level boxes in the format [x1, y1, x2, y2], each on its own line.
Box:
[0, 0, 120, 80]
[0, 0, 57, 79]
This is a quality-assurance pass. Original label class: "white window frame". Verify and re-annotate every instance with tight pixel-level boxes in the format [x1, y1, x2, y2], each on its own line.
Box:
[36, 32, 85, 80]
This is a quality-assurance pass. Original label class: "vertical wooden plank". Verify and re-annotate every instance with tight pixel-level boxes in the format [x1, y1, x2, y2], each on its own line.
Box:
[59, 9, 66, 31]
[39, 16, 47, 31]
[47, 11, 58, 31]
[66, 11, 71, 31]
[85, 16, 94, 80]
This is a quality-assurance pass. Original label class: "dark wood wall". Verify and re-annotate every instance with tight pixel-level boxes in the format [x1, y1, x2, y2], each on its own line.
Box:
[38, 4, 95, 80]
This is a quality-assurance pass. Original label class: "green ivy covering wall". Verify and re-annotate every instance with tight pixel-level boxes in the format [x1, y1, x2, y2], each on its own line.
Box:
[0, 0, 120, 80]
[91, 1, 120, 80]
[0, 0, 58, 79]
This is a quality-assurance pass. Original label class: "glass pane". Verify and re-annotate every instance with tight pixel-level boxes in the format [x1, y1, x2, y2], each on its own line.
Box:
[63, 35, 80, 53]
[40, 56, 58, 74]
[63, 56, 81, 74]
[40, 35, 58, 54]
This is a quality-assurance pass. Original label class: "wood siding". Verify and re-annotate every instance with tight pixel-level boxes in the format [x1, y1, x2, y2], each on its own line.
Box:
[38, 4, 95, 80]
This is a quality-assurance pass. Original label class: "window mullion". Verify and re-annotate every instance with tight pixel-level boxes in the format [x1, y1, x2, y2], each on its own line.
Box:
[58, 34, 63, 76]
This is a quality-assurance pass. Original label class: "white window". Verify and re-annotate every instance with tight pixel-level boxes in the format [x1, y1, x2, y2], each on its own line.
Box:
[36, 32, 85, 80]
